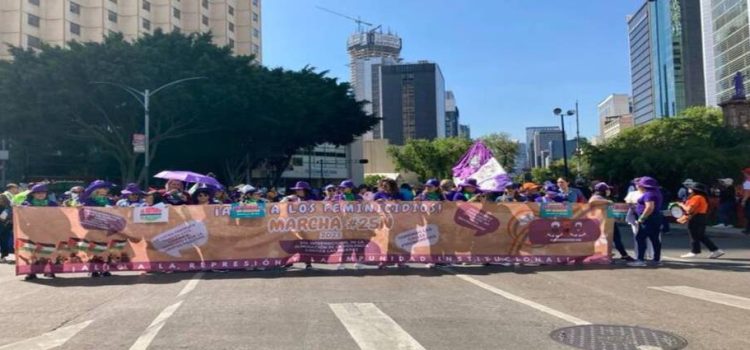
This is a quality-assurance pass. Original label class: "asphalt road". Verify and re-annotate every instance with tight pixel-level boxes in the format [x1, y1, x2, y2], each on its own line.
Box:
[1, 227, 748, 350]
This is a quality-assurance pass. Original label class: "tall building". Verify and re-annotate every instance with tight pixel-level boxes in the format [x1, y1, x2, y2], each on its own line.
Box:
[378, 62, 446, 145]
[346, 28, 402, 183]
[627, 0, 705, 125]
[525, 126, 559, 169]
[458, 124, 471, 140]
[445, 91, 459, 137]
[700, 0, 750, 104]
[597, 93, 634, 140]
[533, 130, 564, 168]
[0, 0, 262, 61]
[515, 142, 527, 172]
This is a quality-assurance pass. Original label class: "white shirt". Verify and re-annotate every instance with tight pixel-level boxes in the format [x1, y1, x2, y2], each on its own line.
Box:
[743, 180, 750, 191]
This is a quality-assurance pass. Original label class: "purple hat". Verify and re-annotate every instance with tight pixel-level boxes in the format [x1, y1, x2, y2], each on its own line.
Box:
[83, 180, 112, 198]
[424, 178, 440, 188]
[459, 178, 479, 188]
[193, 185, 216, 196]
[544, 184, 560, 194]
[290, 181, 311, 191]
[636, 176, 660, 189]
[120, 183, 145, 196]
[339, 180, 355, 189]
[29, 183, 49, 194]
[594, 182, 610, 192]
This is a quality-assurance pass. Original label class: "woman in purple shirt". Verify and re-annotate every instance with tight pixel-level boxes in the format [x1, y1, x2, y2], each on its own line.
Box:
[373, 179, 403, 201]
[628, 176, 663, 267]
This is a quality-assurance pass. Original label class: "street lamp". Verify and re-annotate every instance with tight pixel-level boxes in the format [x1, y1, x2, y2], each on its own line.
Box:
[553, 107, 574, 179]
[91, 77, 207, 188]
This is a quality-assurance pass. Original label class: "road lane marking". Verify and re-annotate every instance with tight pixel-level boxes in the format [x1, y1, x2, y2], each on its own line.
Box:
[329, 303, 426, 350]
[650, 286, 750, 311]
[177, 272, 204, 297]
[129, 301, 184, 350]
[0, 320, 93, 350]
[442, 268, 591, 325]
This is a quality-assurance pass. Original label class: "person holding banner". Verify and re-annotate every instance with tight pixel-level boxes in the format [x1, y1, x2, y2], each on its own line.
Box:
[143, 189, 162, 206]
[281, 181, 316, 202]
[191, 186, 217, 205]
[497, 183, 523, 202]
[161, 180, 190, 206]
[520, 182, 542, 202]
[374, 179, 404, 201]
[417, 179, 446, 201]
[627, 177, 663, 267]
[116, 183, 145, 207]
[676, 183, 725, 259]
[557, 177, 586, 203]
[535, 184, 565, 203]
[452, 178, 482, 202]
[81, 180, 114, 207]
[589, 183, 634, 262]
[322, 185, 337, 201]
[21, 183, 58, 280]
[334, 180, 362, 201]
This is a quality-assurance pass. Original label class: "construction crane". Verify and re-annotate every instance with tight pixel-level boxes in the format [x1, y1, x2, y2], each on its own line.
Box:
[316, 6, 376, 33]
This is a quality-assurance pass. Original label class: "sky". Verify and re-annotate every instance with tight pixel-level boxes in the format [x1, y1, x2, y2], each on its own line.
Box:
[262, 0, 639, 142]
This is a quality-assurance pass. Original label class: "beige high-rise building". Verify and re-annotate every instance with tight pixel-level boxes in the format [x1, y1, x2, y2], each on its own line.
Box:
[0, 0, 262, 61]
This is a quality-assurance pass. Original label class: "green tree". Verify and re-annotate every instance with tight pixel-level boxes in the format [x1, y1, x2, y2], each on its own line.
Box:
[0, 30, 376, 186]
[584, 106, 750, 192]
[478, 132, 519, 172]
[363, 174, 386, 187]
[387, 137, 473, 181]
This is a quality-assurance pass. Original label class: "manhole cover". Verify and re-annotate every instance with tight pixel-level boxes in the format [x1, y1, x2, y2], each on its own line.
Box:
[550, 325, 687, 350]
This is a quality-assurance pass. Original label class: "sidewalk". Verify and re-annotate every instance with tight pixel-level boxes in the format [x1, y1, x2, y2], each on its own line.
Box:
[669, 223, 748, 237]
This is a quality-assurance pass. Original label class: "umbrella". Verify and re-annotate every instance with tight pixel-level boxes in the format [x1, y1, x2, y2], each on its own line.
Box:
[154, 171, 221, 188]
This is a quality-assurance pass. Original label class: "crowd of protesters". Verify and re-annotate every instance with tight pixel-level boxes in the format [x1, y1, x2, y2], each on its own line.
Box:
[1, 168, 748, 276]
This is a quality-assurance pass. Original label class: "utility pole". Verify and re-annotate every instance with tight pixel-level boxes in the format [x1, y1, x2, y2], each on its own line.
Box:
[575, 100, 581, 174]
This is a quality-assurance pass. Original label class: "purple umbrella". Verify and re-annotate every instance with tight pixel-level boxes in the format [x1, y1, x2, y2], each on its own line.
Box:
[154, 170, 221, 187]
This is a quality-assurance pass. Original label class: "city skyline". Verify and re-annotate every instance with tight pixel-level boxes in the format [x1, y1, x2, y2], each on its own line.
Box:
[263, 0, 635, 141]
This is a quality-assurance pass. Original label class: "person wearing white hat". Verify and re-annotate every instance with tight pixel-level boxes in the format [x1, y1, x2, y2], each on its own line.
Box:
[677, 179, 694, 202]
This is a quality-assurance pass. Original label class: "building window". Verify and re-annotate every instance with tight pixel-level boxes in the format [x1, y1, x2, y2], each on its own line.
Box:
[173, 7, 180, 19]
[202, 0, 209, 9]
[253, 44, 259, 54]
[70, 2, 81, 14]
[142, 0, 150, 11]
[228, 22, 234, 32]
[70, 22, 80, 35]
[228, 6, 234, 16]
[142, 18, 151, 31]
[229, 39, 234, 48]
[202, 15, 209, 26]
[27, 35, 41, 49]
[28, 0, 39, 6]
[253, 12, 258, 22]
[253, 28, 259, 38]
[108, 10, 117, 23]
[27, 14, 40, 27]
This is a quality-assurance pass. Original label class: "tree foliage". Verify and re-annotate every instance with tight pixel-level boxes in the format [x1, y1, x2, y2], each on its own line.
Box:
[583, 107, 750, 191]
[387, 138, 473, 181]
[478, 132, 518, 172]
[363, 174, 386, 188]
[0, 30, 377, 186]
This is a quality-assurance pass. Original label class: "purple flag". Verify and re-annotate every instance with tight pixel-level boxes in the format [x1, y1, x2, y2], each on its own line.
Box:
[452, 141, 495, 180]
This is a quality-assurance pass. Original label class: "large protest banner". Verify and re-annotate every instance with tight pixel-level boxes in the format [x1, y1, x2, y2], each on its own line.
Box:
[13, 202, 614, 275]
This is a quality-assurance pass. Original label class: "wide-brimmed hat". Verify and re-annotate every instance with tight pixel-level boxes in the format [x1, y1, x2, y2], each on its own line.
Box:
[719, 178, 734, 186]
[5, 183, 18, 190]
[84, 180, 113, 197]
[688, 182, 708, 194]
[238, 185, 256, 194]
[459, 178, 479, 188]
[521, 182, 541, 191]
[424, 179, 440, 188]
[29, 183, 48, 194]
[324, 184, 336, 191]
[290, 181, 311, 191]
[637, 176, 660, 189]
[594, 182, 610, 192]
[339, 180, 355, 189]
[544, 184, 560, 194]
[682, 178, 695, 186]
[120, 183, 145, 196]
[193, 185, 215, 196]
